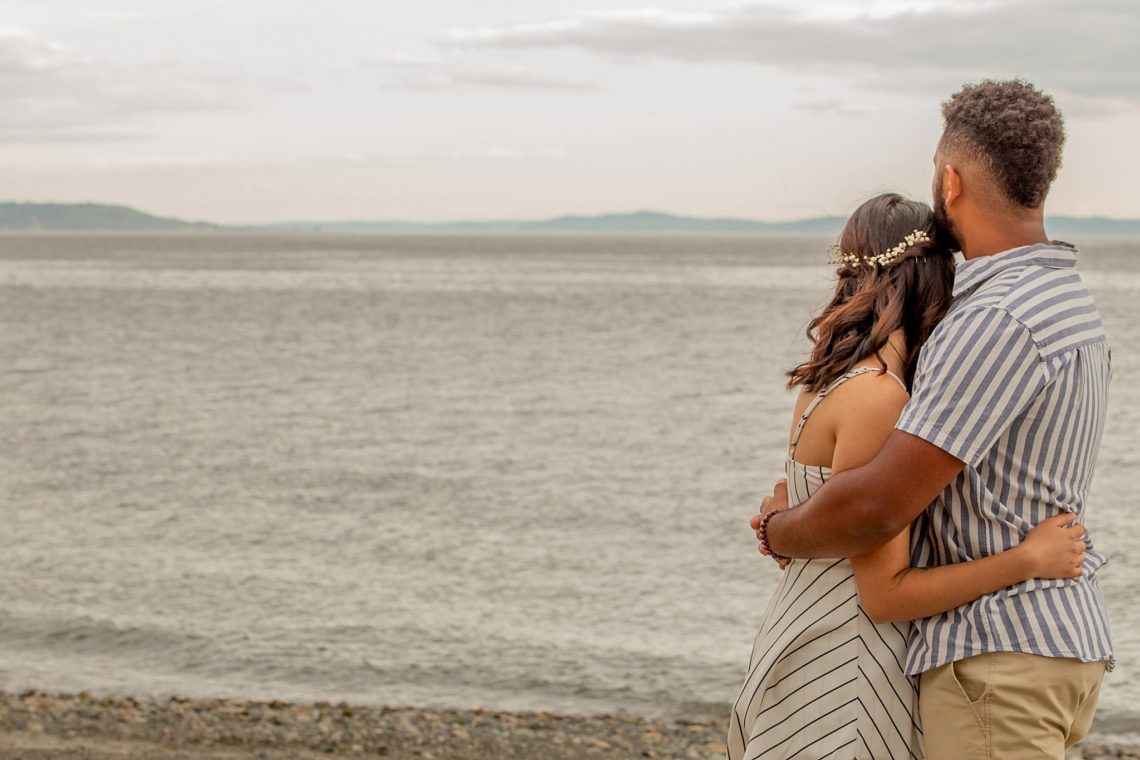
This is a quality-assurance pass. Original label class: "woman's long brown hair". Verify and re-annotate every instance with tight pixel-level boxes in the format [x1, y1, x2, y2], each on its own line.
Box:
[787, 193, 956, 393]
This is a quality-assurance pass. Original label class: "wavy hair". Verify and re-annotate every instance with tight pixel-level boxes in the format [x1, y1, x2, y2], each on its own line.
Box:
[786, 193, 956, 393]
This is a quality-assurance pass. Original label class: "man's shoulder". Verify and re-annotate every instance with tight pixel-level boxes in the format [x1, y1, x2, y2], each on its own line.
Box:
[955, 266, 1105, 357]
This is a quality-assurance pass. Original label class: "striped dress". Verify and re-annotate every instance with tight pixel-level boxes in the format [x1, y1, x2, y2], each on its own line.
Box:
[728, 367, 922, 760]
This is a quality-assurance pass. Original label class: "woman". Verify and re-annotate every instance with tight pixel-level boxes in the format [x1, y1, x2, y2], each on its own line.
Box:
[726, 194, 1088, 760]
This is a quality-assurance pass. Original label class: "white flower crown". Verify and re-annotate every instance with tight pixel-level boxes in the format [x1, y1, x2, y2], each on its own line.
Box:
[828, 229, 933, 269]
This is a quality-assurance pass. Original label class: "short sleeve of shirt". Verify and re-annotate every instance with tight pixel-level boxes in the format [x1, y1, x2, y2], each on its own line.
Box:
[896, 305, 1049, 466]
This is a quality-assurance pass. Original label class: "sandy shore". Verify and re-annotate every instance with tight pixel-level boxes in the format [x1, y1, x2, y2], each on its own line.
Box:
[0, 690, 1136, 759]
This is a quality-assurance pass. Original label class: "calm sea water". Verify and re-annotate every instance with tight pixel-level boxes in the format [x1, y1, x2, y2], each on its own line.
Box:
[0, 233, 1137, 738]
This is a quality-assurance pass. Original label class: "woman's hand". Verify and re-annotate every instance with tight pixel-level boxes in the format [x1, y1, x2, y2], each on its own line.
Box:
[1017, 512, 1089, 580]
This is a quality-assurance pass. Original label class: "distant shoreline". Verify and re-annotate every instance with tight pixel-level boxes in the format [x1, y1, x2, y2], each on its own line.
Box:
[2, 228, 1140, 240]
[2, 690, 1136, 760]
[3, 202, 1140, 236]
[0, 227, 842, 238]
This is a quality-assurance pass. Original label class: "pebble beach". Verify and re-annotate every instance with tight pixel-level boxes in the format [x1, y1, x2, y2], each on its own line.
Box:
[0, 691, 1136, 760]
[0, 691, 729, 760]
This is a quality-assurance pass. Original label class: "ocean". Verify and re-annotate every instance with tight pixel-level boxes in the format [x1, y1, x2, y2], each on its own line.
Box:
[0, 232, 1136, 739]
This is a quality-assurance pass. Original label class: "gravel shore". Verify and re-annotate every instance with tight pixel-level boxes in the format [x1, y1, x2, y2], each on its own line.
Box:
[0, 690, 1136, 759]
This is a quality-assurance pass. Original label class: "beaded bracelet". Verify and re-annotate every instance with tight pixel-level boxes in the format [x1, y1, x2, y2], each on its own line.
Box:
[758, 509, 792, 565]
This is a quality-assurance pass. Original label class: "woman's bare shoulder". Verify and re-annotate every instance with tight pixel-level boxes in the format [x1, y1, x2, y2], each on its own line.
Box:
[827, 369, 909, 425]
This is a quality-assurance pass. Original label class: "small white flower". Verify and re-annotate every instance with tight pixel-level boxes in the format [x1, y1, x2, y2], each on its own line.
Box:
[829, 229, 931, 270]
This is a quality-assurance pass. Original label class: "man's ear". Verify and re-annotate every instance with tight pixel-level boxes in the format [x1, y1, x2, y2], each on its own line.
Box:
[943, 164, 962, 207]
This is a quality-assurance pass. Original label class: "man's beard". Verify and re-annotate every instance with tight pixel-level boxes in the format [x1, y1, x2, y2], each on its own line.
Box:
[933, 191, 962, 252]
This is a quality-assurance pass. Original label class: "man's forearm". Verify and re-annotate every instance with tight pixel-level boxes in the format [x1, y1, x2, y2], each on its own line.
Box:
[758, 430, 963, 559]
[766, 468, 905, 558]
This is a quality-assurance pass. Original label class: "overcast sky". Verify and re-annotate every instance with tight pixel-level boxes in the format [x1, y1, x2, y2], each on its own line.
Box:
[2, 0, 1137, 223]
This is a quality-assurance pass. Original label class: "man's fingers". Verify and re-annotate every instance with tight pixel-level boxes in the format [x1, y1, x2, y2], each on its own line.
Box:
[752, 479, 790, 563]
[773, 478, 788, 503]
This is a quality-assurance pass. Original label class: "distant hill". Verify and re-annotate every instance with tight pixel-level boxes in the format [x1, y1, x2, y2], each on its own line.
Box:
[1044, 216, 1140, 237]
[263, 210, 1140, 236]
[0, 202, 215, 231]
[262, 211, 850, 234]
[2, 203, 1138, 236]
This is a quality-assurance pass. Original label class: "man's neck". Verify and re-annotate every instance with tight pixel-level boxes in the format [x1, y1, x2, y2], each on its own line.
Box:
[960, 218, 1050, 260]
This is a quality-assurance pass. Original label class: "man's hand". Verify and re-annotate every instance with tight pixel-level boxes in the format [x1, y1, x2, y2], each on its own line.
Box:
[751, 478, 789, 568]
[750, 477, 789, 535]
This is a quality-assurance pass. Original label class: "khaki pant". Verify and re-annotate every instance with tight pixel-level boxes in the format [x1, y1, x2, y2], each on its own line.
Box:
[920, 652, 1106, 760]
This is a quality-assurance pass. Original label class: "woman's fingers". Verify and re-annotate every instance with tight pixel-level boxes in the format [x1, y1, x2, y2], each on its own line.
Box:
[1070, 531, 1087, 575]
[1042, 511, 1076, 528]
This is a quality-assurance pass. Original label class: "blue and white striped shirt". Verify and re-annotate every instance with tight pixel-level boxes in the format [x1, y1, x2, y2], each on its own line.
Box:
[895, 242, 1114, 676]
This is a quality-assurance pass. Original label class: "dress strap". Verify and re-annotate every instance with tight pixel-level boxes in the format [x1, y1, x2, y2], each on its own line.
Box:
[883, 370, 908, 393]
[788, 366, 880, 457]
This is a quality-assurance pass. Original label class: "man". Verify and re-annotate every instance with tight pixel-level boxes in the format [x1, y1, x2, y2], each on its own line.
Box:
[751, 80, 1113, 760]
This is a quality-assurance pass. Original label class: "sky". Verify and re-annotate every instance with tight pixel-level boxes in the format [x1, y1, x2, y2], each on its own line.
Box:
[1, 0, 1138, 223]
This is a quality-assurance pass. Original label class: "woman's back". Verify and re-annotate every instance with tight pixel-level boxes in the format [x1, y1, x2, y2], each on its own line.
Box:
[728, 193, 951, 759]
[726, 365, 922, 760]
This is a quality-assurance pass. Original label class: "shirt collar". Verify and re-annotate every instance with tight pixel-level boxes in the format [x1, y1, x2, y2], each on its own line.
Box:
[951, 241, 1079, 299]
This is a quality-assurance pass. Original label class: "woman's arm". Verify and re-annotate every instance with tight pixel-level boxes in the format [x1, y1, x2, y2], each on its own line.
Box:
[850, 515, 1086, 624]
[826, 378, 1087, 624]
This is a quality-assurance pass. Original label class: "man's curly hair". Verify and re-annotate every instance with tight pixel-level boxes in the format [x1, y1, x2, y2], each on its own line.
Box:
[940, 80, 1065, 209]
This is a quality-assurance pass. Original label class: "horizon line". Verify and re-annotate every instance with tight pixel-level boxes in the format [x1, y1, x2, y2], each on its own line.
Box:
[3, 201, 1140, 228]
[243, 209, 1140, 227]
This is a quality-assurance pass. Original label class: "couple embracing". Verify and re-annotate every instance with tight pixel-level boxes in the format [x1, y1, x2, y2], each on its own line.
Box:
[728, 80, 1113, 760]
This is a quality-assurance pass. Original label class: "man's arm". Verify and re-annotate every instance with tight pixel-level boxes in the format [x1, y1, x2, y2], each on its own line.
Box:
[755, 305, 1048, 559]
[760, 429, 964, 559]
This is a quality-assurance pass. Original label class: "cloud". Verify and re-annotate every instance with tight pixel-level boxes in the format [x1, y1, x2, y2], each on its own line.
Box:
[438, 1, 1140, 106]
[369, 54, 596, 92]
[795, 99, 878, 116]
[0, 26, 237, 143]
